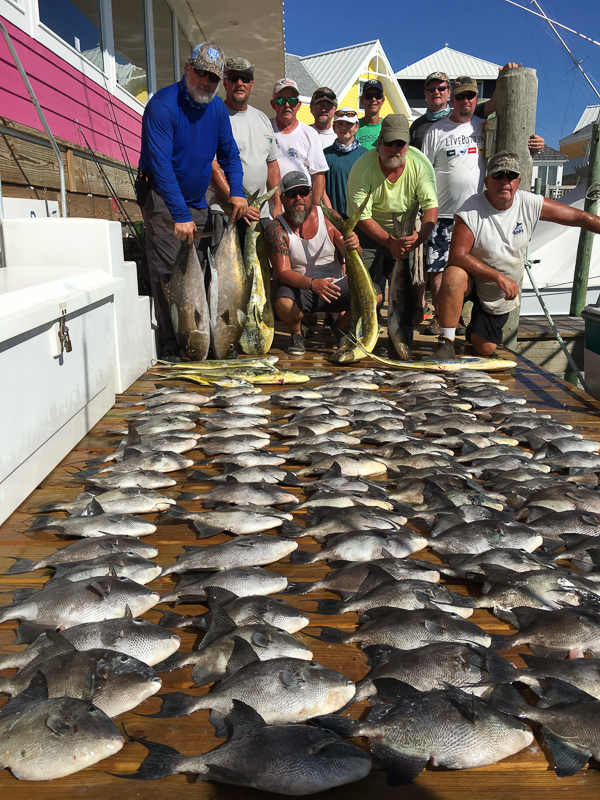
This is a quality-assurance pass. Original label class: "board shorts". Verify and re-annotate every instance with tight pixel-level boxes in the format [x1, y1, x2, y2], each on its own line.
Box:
[425, 219, 454, 273]
[276, 263, 352, 314]
[465, 284, 510, 346]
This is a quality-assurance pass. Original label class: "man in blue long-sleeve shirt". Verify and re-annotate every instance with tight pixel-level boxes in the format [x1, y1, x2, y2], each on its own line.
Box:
[138, 41, 247, 361]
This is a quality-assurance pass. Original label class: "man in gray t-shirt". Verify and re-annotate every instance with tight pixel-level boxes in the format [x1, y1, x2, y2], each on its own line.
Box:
[212, 56, 283, 224]
[435, 151, 600, 360]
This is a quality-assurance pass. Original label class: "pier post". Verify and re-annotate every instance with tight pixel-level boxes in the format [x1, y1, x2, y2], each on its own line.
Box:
[570, 121, 600, 316]
[495, 66, 538, 351]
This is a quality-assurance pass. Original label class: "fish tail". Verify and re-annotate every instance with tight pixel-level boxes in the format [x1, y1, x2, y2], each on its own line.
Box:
[315, 599, 342, 615]
[153, 651, 189, 672]
[117, 737, 186, 780]
[313, 714, 360, 737]
[282, 581, 317, 595]
[156, 609, 191, 629]
[4, 557, 36, 575]
[305, 626, 347, 644]
[35, 502, 62, 512]
[279, 520, 306, 538]
[288, 550, 316, 565]
[489, 684, 529, 718]
[489, 633, 517, 651]
[143, 692, 200, 718]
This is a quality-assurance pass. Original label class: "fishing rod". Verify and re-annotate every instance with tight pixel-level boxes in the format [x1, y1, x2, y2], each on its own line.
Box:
[75, 120, 145, 252]
[102, 74, 137, 190]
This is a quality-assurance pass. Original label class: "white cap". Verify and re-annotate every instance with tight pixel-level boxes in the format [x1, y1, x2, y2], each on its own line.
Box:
[334, 107, 359, 123]
[272, 78, 300, 98]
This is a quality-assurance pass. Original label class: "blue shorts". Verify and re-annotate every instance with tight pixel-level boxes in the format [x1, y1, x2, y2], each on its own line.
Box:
[425, 219, 454, 273]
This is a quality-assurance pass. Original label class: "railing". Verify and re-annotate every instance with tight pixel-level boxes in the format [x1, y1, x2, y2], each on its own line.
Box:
[541, 184, 570, 199]
[0, 20, 67, 218]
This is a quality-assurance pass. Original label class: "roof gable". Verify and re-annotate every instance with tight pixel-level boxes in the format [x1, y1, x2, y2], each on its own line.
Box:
[574, 105, 600, 133]
[284, 53, 320, 97]
[396, 46, 500, 80]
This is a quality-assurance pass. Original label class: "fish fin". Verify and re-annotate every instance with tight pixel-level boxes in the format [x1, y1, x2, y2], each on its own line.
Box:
[279, 520, 306, 539]
[202, 764, 255, 787]
[371, 740, 427, 786]
[305, 626, 347, 644]
[4, 557, 37, 575]
[176, 492, 198, 502]
[0, 672, 49, 719]
[321, 461, 344, 480]
[2, 587, 37, 607]
[123, 447, 143, 460]
[26, 515, 59, 532]
[251, 630, 272, 648]
[191, 664, 221, 687]
[363, 644, 398, 669]
[227, 698, 267, 737]
[313, 713, 360, 737]
[537, 677, 598, 706]
[205, 586, 238, 605]
[13, 621, 50, 645]
[509, 605, 546, 631]
[117, 736, 184, 780]
[79, 498, 105, 518]
[489, 684, 529, 717]
[221, 308, 230, 325]
[144, 691, 199, 718]
[225, 636, 260, 677]
[359, 606, 399, 621]
[254, 183, 278, 210]
[315, 599, 342, 615]
[489, 633, 517, 652]
[528, 644, 570, 659]
[193, 519, 224, 539]
[354, 565, 397, 599]
[123, 423, 143, 448]
[237, 309, 247, 327]
[45, 629, 78, 654]
[86, 580, 111, 600]
[190, 470, 216, 481]
[541, 728, 591, 777]
[478, 647, 518, 684]
[45, 713, 73, 736]
[207, 709, 229, 738]
[200, 602, 237, 648]
[157, 609, 193, 629]
[288, 550, 315, 565]
[282, 581, 315, 595]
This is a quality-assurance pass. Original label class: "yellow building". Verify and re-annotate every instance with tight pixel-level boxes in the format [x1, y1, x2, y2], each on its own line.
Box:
[284, 40, 410, 124]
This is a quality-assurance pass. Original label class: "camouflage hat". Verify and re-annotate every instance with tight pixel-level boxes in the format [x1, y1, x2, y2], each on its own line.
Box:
[487, 151, 522, 177]
[425, 71, 450, 86]
[189, 42, 225, 79]
[311, 87, 337, 105]
[452, 76, 478, 96]
[225, 57, 255, 77]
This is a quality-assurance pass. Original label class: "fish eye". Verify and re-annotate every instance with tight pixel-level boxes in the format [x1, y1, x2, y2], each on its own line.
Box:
[309, 661, 318, 666]
[276, 628, 285, 633]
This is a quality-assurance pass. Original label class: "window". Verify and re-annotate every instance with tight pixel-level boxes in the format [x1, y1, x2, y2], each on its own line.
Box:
[112, 0, 147, 102]
[39, 0, 103, 70]
[548, 165, 558, 185]
[178, 25, 192, 77]
[537, 166, 547, 186]
[153, 0, 175, 89]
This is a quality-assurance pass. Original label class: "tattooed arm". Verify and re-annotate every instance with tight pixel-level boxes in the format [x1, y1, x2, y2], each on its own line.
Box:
[265, 220, 310, 289]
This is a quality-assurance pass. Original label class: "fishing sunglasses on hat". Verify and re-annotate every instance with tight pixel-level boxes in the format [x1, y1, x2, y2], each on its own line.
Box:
[194, 68, 220, 82]
[283, 187, 312, 199]
[334, 109, 358, 118]
[274, 96, 300, 106]
[491, 170, 520, 182]
[226, 73, 253, 84]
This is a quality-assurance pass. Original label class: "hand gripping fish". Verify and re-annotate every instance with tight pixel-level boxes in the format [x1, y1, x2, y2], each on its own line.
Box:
[320, 194, 379, 364]
[239, 185, 279, 355]
[161, 219, 212, 361]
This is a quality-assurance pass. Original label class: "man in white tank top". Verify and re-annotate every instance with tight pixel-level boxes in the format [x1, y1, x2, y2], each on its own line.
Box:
[265, 170, 370, 355]
[435, 151, 600, 360]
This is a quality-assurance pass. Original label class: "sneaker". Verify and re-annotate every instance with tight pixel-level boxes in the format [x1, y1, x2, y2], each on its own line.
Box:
[160, 348, 182, 363]
[288, 333, 305, 356]
[456, 316, 467, 336]
[423, 316, 440, 336]
[323, 314, 334, 335]
[434, 336, 456, 361]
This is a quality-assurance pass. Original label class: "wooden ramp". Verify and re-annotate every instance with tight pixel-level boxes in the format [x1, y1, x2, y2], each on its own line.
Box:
[1, 329, 600, 798]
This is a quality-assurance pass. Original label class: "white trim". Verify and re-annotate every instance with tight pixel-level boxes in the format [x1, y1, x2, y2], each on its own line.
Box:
[99, 0, 116, 95]
[171, 1, 178, 83]
[143, 0, 156, 98]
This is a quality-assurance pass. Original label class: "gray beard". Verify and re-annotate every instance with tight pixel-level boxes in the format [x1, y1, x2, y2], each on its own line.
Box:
[458, 108, 472, 119]
[288, 206, 312, 224]
[379, 153, 403, 169]
[186, 78, 215, 105]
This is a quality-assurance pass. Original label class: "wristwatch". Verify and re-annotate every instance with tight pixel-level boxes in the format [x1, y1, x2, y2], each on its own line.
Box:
[308, 278, 314, 291]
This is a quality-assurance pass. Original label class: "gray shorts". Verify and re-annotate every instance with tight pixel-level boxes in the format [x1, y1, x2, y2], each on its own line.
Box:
[425, 219, 454, 273]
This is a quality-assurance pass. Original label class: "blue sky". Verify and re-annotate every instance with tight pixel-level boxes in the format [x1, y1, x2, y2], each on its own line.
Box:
[283, 0, 600, 149]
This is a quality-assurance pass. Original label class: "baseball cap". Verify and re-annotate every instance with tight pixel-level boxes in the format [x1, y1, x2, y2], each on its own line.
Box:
[273, 78, 300, 98]
[311, 87, 337, 105]
[189, 42, 225, 79]
[425, 71, 450, 85]
[487, 151, 522, 176]
[378, 114, 410, 144]
[280, 171, 311, 193]
[333, 107, 359, 123]
[452, 76, 478, 96]
[361, 79, 384, 96]
[225, 57, 255, 77]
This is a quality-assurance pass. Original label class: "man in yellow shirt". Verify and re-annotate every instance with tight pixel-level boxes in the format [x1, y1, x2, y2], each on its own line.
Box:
[346, 114, 438, 355]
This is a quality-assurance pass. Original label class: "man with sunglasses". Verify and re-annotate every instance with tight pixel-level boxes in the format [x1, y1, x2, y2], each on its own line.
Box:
[211, 57, 283, 234]
[270, 79, 329, 209]
[310, 87, 338, 148]
[138, 41, 246, 362]
[355, 79, 386, 151]
[265, 171, 365, 356]
[435, 151, 600, 360]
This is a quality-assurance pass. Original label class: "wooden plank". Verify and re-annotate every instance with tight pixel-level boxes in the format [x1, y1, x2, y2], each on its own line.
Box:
[0, 333, 599, 797]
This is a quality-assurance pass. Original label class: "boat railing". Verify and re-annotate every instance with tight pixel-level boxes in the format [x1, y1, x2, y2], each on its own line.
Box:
[0, 19, 67, 219]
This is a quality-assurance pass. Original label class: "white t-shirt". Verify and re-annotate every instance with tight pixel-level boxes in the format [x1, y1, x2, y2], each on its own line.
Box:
[310, 124, 337, 148]
[456, 190, 545, 315]
[422, 116, 486, 219]
[227, 104, 281, 217]
[271, 119, 329, 180]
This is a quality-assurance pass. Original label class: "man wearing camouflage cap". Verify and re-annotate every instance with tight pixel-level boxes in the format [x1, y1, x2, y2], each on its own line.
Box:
[138, 41, 246, 362]
[211, 56, 283, 232]
[310, 87, 338, 148]
[435, 151, 600, 360]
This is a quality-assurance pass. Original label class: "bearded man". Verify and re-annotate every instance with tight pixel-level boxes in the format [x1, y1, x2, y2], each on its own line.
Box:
[137, 41, 246, 362]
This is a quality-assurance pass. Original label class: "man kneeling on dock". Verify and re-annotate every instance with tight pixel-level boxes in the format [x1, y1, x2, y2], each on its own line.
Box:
[265, 171, 369, 356]
[435, 151, 600, 360]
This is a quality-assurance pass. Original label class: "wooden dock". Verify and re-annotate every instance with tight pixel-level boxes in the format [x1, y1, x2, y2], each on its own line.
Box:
[514, 315, 585, 376]
[1, 329, 600, 798]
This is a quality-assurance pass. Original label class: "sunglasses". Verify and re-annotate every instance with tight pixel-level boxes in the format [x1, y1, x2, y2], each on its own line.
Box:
[491, 171, 519, 182]
[274, 96, 300, 106]
[455, 92, 477, 101]
[283, 187, 311, 199]
[194, 68, 220, 83]
[426, 84, 449, 93]
[334, 109, 358, 118]
[382, 139, 407, 149]
[226, 73, 253, 84]
[363, 92, 383, 101]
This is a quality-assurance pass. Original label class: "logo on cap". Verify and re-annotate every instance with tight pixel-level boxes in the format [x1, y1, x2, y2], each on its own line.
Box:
[207, 47, 219, 62]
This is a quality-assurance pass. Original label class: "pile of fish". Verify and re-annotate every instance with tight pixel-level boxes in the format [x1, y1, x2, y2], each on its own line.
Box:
[4, 362, 600, 790]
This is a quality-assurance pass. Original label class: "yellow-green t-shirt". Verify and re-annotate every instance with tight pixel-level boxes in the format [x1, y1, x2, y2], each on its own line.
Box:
[346, 146, 438, 235]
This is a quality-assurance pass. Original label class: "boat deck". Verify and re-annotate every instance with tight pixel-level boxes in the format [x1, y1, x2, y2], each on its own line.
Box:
[1, 330, 600, 798]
